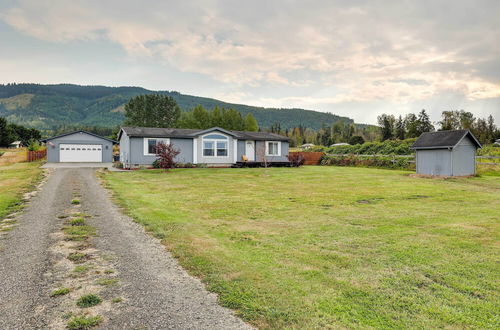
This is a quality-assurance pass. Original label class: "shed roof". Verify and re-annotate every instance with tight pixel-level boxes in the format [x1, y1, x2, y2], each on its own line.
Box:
[41, 130, 117, 144]
[119, 126, 290, 141]
[411, 130, 481, 150]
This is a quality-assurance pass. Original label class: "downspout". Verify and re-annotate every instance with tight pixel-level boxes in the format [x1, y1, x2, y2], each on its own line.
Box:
[449, 146, 453, 176]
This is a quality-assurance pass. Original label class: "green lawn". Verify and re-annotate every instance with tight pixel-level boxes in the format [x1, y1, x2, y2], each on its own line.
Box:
[0, 161, 43, 219]
[103, 167, 499, 329]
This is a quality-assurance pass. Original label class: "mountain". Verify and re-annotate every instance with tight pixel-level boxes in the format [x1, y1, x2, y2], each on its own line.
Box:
[0, 83, 358, 130]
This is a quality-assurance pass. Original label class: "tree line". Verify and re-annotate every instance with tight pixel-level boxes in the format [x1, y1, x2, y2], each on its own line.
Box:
[0, 117, 41, 147]
[123, 94, 259, 131]
[377, 109, 499, 144]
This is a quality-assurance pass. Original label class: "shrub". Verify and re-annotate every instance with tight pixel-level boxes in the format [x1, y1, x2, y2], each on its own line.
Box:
[155, 142, 180, 169]
[51, 287, 70, 297]
[27, 139, 40, 151]
[67, 314, 102, 329]
[76, 294, 102, 307]
[288, 153, 305, 167]
[70, 218, 85, 226]
[321, 154, 414, 170]
[349, 135, 365, 145]
[324, 138, 417, 155]
[152, 159, 161, 168]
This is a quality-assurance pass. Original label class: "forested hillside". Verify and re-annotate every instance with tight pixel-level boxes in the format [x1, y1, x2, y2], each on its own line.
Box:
[0, 83, 357, 130]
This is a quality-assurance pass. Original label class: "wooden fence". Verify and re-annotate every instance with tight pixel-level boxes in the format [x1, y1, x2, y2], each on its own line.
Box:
[27, 149, 47, 162]
[288, 152, 325, 165]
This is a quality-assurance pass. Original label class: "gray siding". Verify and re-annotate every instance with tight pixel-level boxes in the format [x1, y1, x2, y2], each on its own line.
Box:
[255, 141, 289, 162]
[46, 132, 113, 162]
[128, 137, 193, 166]
[452, 136, 476, 175]
[196, 132, 235, 165]
[119, 132, 130, 164]
[237, 140, 246, 162]
[416, 149, 452, 176]
[416, 135, 477, 176]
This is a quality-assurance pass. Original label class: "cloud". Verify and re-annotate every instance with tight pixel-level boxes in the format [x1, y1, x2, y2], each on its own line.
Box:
[1, 0, 499, 121]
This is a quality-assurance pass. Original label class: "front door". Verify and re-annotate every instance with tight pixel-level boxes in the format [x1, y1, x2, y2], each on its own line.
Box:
[245, 140, 255, 161]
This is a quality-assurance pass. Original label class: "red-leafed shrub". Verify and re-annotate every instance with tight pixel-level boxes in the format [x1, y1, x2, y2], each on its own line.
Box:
[155, 142, 180, 170]
[288, 153, 305, 167]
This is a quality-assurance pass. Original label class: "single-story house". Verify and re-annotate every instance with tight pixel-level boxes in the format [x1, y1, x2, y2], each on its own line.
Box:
[411, 130, 481, 176]
[300, 143, 315, 150]
[330, 143, 350, 147]
[118, 126, 290, 167]
[9, 141, 22, 149]
[41, 130, 116, 163]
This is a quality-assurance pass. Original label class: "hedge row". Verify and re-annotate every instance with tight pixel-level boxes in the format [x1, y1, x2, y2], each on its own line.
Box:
[312, 138, 417, 155]
[320, 154, 415, 170]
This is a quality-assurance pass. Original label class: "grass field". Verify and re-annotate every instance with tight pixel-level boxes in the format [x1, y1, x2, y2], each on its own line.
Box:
[0, 159, 43, 220]
[103, 166, 499, 329]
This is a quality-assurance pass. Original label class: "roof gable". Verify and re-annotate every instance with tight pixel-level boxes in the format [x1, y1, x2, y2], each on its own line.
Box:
[411, 130, 481, 150]
[41, 130, 117, 144]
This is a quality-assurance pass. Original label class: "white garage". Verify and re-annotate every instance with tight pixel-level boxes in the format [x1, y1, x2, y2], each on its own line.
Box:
[42, 130, 115, 163]
[59, 144, 103, 162]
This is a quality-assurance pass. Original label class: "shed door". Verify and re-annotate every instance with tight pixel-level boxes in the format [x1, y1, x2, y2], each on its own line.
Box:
[59, 144, 102, 162]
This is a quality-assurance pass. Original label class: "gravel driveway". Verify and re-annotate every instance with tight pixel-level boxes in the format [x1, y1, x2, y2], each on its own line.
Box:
[0, 168, 251, 329]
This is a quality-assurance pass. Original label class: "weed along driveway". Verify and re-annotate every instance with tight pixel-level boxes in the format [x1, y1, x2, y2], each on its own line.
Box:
[0, 168, 250, 329]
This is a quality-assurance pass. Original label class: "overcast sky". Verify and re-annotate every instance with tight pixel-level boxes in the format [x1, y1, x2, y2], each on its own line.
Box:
[1, 0, 499, 125]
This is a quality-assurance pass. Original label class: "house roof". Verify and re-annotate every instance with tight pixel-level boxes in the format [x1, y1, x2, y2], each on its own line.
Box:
[10, 141, 21, 144]
[41, 130, 117, 144]
[411, 130, 481, 150]
[119, 126, 290, 141]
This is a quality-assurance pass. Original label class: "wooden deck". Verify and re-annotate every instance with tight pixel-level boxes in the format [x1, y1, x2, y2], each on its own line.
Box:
[233, 161, 291, 168]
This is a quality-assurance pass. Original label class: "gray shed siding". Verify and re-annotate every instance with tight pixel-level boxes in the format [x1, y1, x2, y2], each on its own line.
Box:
[128, 137, 193, 166]
[416, 149, 452, 176]
[452, 137, 476, 176]
[415, 135, 477, 176]
[46, 132, 113, 163]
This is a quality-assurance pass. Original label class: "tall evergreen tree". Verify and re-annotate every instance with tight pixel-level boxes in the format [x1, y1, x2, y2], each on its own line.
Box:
[416, 109, 434, 135]
[377, 114, 395, 141]
[404, 113, 419, 138]
[124, 94, 181, 128]
[0, 117, 15, 147]
[244, 113, 259, 131]
[395, 115, 405, 140]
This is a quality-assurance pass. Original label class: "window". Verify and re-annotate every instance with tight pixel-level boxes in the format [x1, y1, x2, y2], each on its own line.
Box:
[144, 138, 169, 155]
[203, 141, 214, 156]
[217, 141, 227, 156]
[148, 139, 157, 154]
[202, 134, 228, 157]
[266, 141, 280, 156]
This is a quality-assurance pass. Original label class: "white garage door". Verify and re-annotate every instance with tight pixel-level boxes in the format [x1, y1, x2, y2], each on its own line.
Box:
[59, 144, 103, 162]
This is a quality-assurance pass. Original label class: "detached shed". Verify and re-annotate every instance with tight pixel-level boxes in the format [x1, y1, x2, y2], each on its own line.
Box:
[411, 130, 481, 176]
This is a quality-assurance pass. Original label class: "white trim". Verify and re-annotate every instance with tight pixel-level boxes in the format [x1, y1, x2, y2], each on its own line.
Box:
[193, 138, 198, 164]
[143, 137, 170, 156]
[201, 132, 230, 159]
[233, 139, 238, 163]
[265, 141, 280, 156]
[245, 140, 255, 161]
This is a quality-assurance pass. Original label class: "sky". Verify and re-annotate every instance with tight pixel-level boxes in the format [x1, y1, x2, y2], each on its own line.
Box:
[1, 0, 499, 125]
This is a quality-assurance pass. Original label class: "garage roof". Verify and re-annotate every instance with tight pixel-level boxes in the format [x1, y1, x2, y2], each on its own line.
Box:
[411, 130, 481, 150]
[41, 130, 117, 143]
